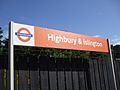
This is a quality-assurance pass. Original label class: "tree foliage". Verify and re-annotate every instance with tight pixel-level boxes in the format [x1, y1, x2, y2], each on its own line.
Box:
[0, 27, 3, 46]
[112, 45, 120, 59]
[14, 46, 91, 59]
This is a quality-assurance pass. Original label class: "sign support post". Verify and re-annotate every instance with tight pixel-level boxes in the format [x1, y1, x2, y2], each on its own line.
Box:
[9, 21, 14, 90]
[108, 39, 117, 90]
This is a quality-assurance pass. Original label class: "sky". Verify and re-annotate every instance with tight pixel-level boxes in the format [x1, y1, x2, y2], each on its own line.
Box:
[0, 0, 120, 45]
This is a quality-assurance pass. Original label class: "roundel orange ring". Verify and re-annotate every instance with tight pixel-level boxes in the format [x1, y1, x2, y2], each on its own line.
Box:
[17, 28, 31, 42]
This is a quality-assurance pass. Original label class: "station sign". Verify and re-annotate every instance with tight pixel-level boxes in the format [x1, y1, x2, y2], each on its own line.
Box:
[12, 22, 109, 52]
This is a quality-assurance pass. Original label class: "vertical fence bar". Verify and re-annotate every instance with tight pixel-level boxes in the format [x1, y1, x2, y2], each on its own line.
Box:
[49, 57, 57, 90]
[114, 60, 120, 90]
[14, 55, 19, 90]
[97, 59, 106, 90]
[94, 59, 101, 90]
[71, 58, 79, 90]
[18, 55, 29, 90]
[39, 56, 49, 90]
[117, 61, 120, 89]
[65, 59, 72, 90]
[30, 55, 39, 90]
[88, 59, 96, 90]
[78, 59, 86, 90]
[57, 58, 65, 90]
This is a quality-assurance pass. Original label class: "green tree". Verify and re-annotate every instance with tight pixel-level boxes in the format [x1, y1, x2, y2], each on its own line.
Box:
[0, 27, 3, 46]
[112, 45, 120, 59]
[3, 38, 9, 48]
[0, 27, 4, 54]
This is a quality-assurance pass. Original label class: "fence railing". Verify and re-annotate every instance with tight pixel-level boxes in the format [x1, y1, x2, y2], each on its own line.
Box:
[0, 54, 119, 90]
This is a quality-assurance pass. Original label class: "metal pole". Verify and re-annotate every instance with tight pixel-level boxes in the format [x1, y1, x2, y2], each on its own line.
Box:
[108, 39, 117, 90]
[9, 21, 14, 90]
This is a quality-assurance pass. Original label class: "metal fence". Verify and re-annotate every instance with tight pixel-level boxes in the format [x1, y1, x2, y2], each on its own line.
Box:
[0, 54, 119, 90]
